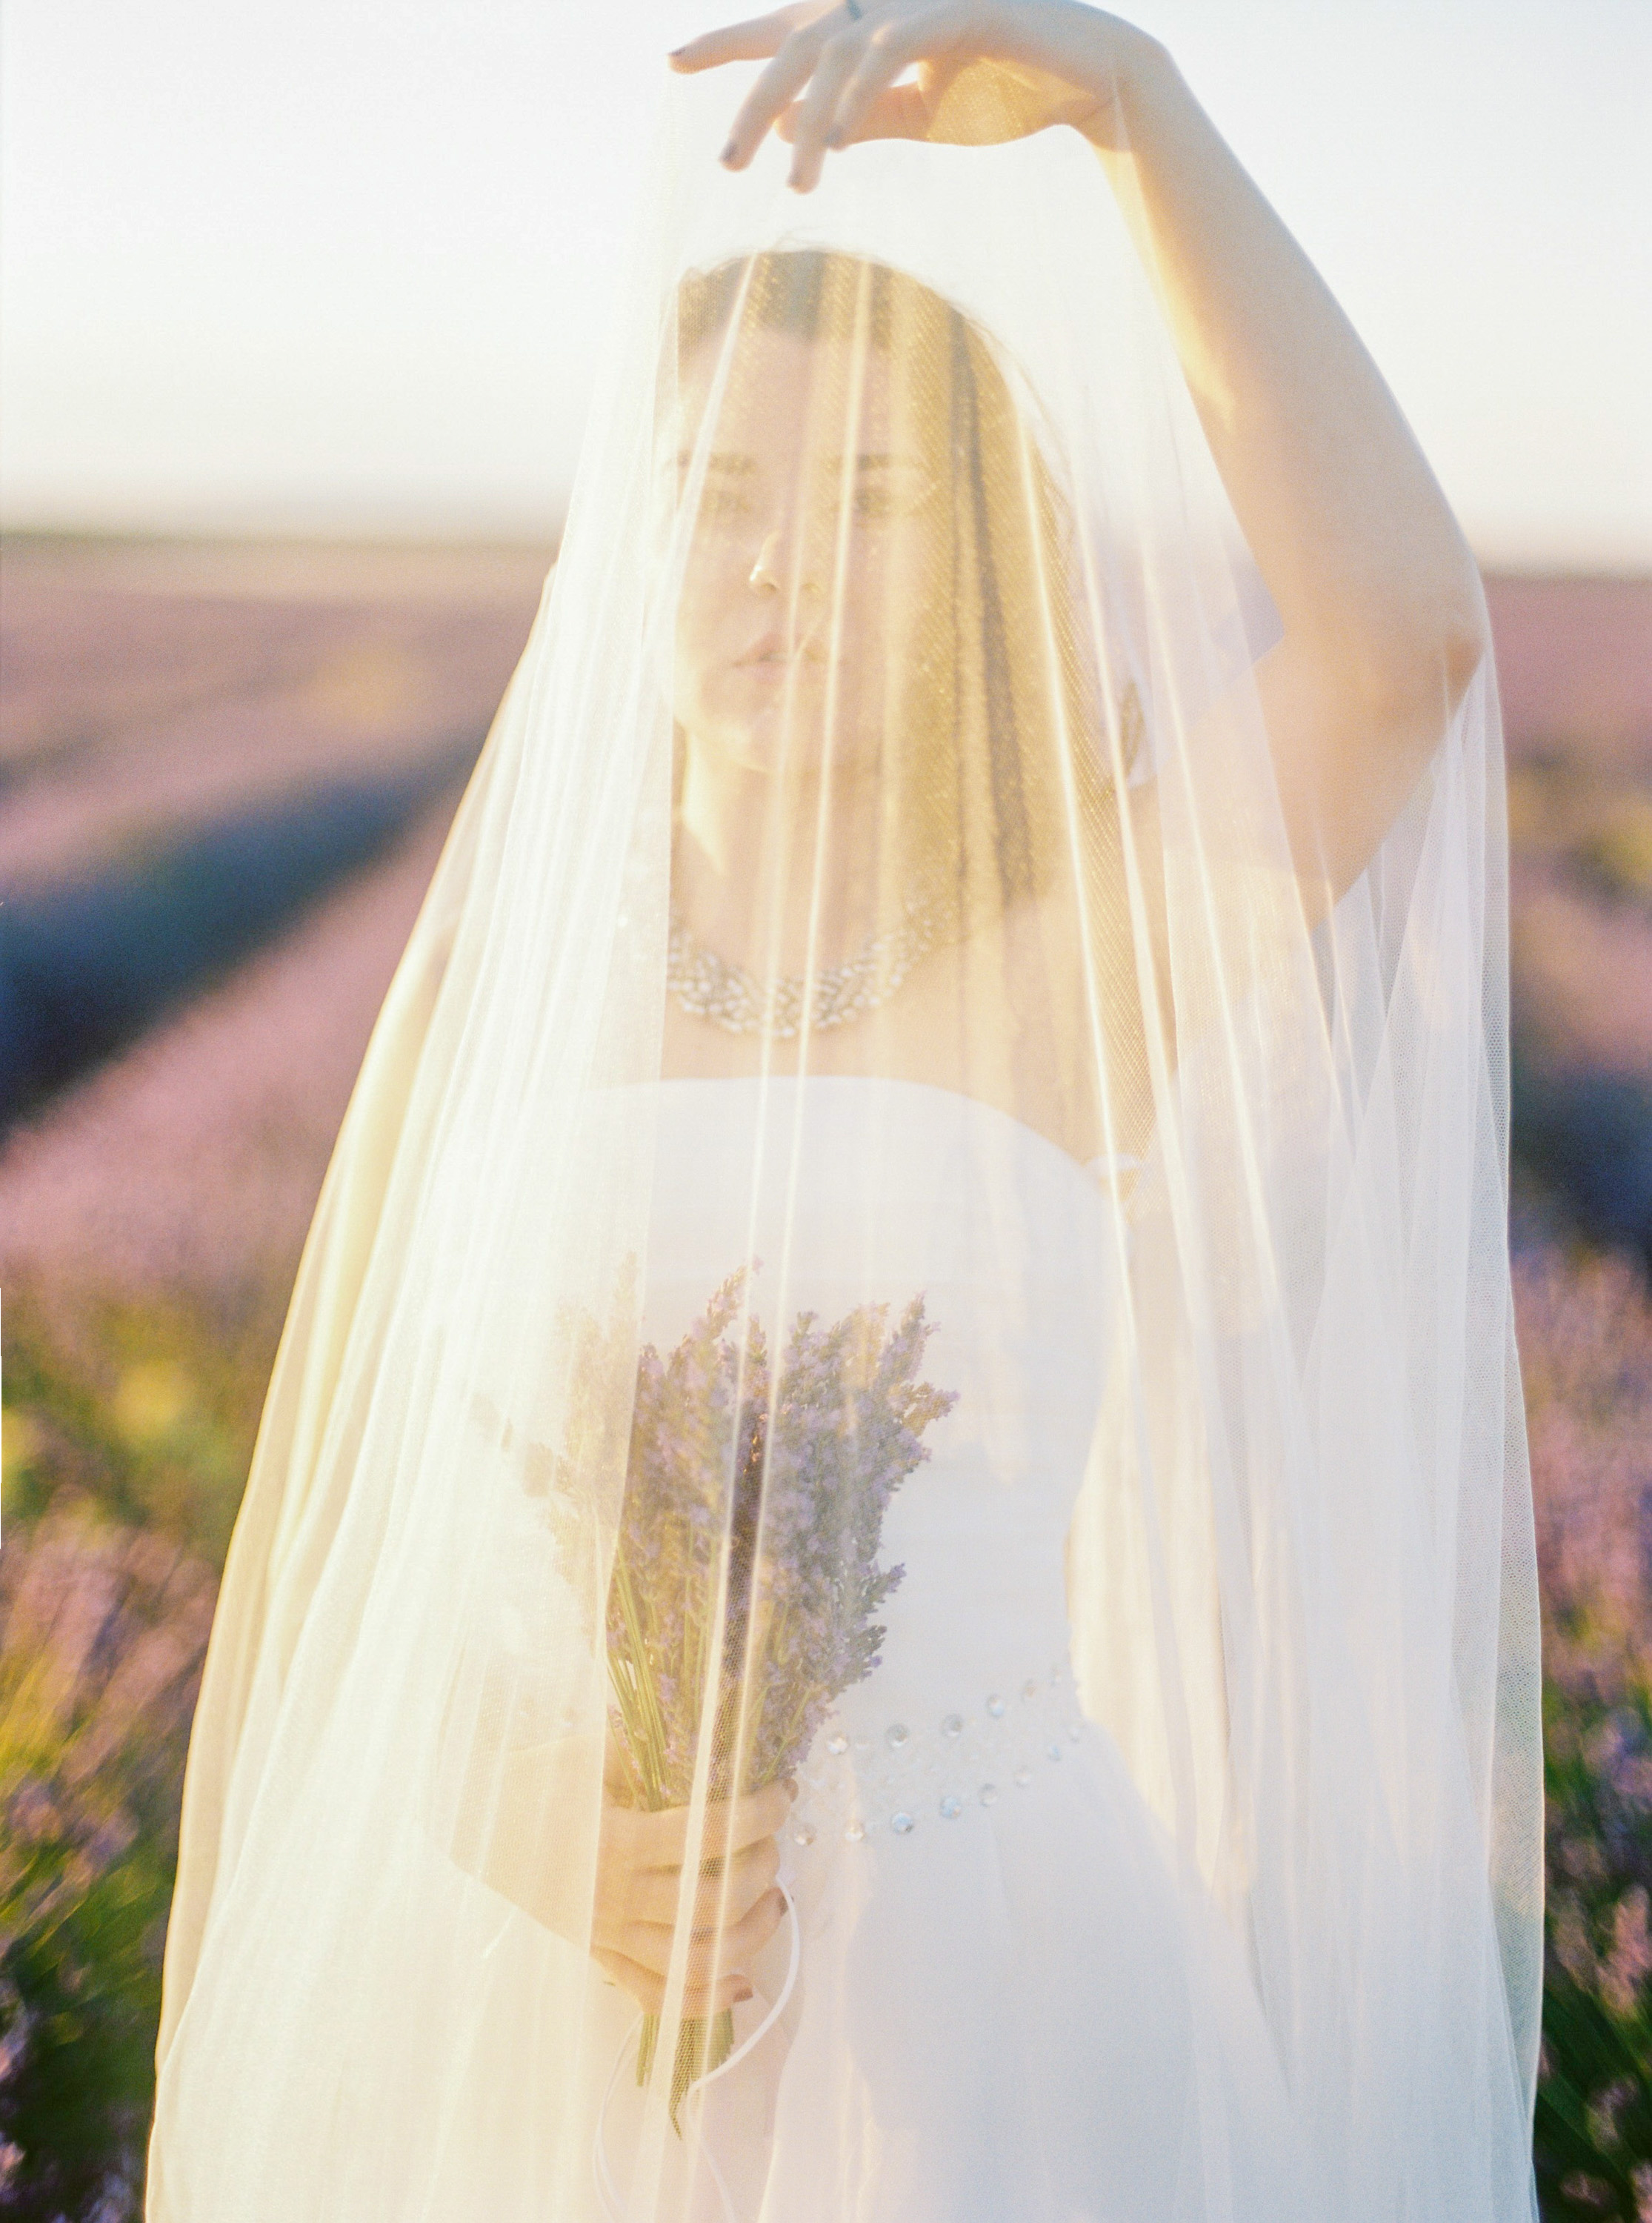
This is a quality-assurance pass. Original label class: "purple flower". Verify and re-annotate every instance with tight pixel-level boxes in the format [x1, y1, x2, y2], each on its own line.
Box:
[593, 1269, 956, 1806]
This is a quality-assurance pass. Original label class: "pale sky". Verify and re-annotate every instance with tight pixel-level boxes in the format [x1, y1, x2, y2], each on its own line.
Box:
[3, 0, 1648, 566]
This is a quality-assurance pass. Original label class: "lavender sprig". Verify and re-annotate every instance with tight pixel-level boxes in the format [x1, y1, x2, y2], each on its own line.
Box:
[590, 1265, 955, 2121]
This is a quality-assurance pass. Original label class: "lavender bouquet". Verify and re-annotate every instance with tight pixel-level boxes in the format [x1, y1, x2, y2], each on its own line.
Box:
[602, 1266, 954, 2121]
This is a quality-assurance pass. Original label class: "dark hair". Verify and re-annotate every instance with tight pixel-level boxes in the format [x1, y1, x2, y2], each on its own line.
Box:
[674, 247, 1124, 921]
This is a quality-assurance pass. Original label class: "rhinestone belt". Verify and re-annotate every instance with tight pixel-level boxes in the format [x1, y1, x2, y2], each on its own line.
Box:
[787, 1657, 1087, 1848]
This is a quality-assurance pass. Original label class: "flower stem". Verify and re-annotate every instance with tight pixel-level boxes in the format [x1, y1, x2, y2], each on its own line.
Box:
[634, 2006, 736, 2133]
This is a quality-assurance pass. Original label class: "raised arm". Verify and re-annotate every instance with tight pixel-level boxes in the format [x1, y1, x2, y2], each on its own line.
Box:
[1079, 29, 1488, 897]
[674, 1, 1491, 898]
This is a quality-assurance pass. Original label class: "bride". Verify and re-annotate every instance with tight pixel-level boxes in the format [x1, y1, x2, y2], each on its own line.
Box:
[146, 7, 1542, 2219]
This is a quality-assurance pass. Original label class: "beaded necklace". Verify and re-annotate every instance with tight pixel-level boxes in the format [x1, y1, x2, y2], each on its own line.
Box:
[666, 885, 960, 1039]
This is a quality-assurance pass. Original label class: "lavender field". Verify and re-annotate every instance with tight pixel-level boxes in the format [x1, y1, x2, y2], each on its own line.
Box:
[1, 539, 1648, 2216]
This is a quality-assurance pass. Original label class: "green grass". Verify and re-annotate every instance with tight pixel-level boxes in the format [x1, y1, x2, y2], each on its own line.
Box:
[1536, 1677, 1652, 2219]
[1, 1289, 256, 2219]
[3, 1286, 270, 1569]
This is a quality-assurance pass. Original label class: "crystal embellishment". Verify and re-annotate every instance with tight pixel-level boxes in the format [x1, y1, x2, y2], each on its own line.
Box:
[790, 1660, 1081, 1852]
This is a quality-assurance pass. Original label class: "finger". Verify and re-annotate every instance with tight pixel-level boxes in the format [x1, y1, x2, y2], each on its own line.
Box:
[603, 1832, 781, 1930]
[713, 1778, 796, 1858]
[720, 17, 837, 169]
[784, 27, 867, 190]
[776, 79, 925, 147]
[779, 79, 931, 147]
[713, 1879, 789, 1964]
[613, 1885, 787, 1986]
[592, 1947, 753, 2020]
[667, 6, 807, 75]
[604, 1779, 793, 1870]
[842, 83, 927, 145]
[829, 16, 952, 150]
[701, 1832, 782, 1927]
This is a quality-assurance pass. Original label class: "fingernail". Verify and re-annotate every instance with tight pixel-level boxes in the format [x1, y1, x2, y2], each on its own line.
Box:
[827, 126, 846, 149]
[784, 1775, 799, 1799]
[719, 140, 737, 166]
[736, 1984, 754, 2003]
[667, 44, 685, 57]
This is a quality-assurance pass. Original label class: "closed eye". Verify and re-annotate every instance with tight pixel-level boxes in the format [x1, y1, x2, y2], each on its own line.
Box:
[677, 450, 759, 520]
[833, 456, 938, 521]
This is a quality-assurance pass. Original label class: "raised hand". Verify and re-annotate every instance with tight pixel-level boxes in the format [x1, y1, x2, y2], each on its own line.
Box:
[668, 0, 1488, 896]
[669, 0, 1138, 191]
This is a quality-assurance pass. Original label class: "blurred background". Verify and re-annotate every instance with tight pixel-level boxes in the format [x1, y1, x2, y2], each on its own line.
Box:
[1, 1, 1649, 2215]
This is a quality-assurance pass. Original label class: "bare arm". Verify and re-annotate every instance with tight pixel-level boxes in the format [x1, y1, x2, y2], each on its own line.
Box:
[675, 0, 1490, 897]
[1090, 30, 1487, 897]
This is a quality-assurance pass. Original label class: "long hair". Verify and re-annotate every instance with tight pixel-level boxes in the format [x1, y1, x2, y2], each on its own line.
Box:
[673, 247, 1131, 928]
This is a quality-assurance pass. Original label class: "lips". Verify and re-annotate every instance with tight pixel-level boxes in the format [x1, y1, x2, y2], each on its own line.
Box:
[736, 634, 824, 668]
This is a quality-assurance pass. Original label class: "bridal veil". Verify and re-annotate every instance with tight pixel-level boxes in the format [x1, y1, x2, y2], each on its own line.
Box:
[147, 59, 1541, 2222]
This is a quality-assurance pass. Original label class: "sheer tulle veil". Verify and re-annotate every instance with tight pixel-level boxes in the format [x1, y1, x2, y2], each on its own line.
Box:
[146, 56, 1542, 2223]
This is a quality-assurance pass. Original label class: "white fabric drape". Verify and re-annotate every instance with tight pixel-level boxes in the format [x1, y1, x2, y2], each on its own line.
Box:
[148, 63, 1541, 2223]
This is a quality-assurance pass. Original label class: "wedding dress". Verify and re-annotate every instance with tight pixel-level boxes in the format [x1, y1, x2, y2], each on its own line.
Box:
[147, 56, 1542, 2223]
[598, 1073, 1306, 2220]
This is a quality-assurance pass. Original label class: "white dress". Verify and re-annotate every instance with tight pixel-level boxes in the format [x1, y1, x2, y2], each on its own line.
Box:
[596, 1074, 1305, 2223]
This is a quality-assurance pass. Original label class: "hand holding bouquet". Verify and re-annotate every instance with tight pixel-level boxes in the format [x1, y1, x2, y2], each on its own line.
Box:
[598, 1267, 954, 2121]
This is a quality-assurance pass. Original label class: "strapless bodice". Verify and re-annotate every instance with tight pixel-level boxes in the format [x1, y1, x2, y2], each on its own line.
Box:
[634, 1076, 1119, 1821]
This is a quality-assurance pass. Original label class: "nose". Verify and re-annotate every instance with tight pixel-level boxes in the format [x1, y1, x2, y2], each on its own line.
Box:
[748, 529, 783, 594]
[747, 523, 826, 598]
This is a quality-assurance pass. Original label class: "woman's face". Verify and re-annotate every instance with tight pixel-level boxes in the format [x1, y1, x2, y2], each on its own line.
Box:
[672, 323, 942, 785]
